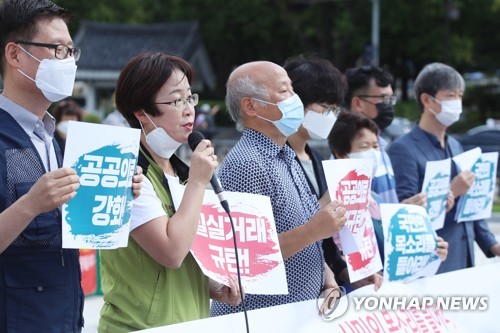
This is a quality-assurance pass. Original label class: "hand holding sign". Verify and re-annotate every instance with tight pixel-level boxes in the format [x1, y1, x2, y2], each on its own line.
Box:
[401, 192, 427, 208]
[26, 167, 80, 213]
[450, 170, 475, 197]
[436, 236, 449, 261]
[306, 199, 346, 241]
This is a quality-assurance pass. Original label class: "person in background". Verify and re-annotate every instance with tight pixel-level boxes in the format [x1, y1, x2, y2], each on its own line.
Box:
[102, 93, 130, 127]
[388, 62, 500, 273]
[51, 98, 83, 152]
[283, 54, 382, 291]
[211, 60, 347, 316]
[102, 109, 130, 127]
[329, 111, 449, 265]
[345, 65, 427, 207]
[98, 52, 241, 333]
[194, 103, 217, 140]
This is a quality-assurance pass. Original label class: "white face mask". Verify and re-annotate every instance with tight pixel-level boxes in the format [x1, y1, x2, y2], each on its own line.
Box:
[429, 98, 462, 127]
[348, 148, 380, 178]
[17, 45, 77, 102]
[140, 113, 183, 159]
[302, 110, 337, 140]
[57, 121, 69, 136]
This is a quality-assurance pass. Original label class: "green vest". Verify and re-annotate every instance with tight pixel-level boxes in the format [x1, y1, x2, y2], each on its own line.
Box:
[98, 151, 210, 333]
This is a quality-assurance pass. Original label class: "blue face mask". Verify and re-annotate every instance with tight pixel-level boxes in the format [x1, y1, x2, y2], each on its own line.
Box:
[253, 94, 304, 137]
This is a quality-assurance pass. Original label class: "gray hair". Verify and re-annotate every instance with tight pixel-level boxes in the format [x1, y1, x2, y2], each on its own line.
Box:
[414, 62, 465, 111]
[225, 74, 270, 131]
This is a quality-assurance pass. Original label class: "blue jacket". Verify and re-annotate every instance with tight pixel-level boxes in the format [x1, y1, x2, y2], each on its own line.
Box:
[388, 126, 496, 273]
[0, 109, 84, 332]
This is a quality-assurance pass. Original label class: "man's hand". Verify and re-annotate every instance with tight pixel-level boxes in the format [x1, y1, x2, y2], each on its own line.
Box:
[491, 243, 500, 257]
[401, 192, 427, 208]
[25, 167, 80, 214]
[305, 199, 346, 242]
[351, 272, 383, 291]
[209, 275, 243, 306]
[450, 170, 475, 197]
[436, 236, 449, 261]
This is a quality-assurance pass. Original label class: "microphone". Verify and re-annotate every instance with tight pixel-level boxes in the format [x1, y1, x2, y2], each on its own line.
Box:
[188, 131, 248, 332]
[188, 131, 230, 213]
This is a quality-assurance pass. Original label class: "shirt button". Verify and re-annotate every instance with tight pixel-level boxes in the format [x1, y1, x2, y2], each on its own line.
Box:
[36, 286, 43, 292]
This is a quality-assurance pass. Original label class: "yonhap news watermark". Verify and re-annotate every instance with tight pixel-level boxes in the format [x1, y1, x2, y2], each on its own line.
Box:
[317, 288, 489, 321]
[351, 295, 488, 312]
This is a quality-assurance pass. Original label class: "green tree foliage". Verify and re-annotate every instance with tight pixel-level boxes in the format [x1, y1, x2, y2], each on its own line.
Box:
[56, 0, 500, 105]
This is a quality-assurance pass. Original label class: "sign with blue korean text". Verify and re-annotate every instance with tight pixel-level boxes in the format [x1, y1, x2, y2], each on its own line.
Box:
[380, 204, 441, 283]
[422, 158, 451, 230]
[457, 152, 498, 222]
[62, 121, 140, 249]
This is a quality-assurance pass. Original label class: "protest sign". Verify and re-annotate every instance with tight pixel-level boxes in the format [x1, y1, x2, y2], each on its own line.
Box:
[169, 182, 287, 294]
[139, 262, 500, 333]
[422, 158, 451, 230]
[62, 121, 140, 249]
[452, 147, 481, 171]
[457, 152, 498, 222]
[323, 159, 382, 282]
[380, 204, 441, 283]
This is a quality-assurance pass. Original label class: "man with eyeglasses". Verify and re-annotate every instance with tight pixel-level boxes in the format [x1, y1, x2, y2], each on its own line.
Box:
[1, 1, 89, 332]
[283, 55, 382, 292]
[345, 65, 427, 207]
[388, 63, 500, 273]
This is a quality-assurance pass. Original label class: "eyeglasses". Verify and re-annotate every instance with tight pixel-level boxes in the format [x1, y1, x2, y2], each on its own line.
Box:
[16, 41, 81, 61]
[320, 105, 342, 116]
[357, 94, 397, 106]
[155, 93, 199, 111]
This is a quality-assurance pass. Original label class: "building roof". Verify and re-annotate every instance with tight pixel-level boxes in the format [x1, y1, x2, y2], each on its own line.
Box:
[73, 20, 216, 90]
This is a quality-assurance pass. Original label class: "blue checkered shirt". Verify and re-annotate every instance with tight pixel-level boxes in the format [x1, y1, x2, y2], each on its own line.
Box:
[210, 128, 324, 316]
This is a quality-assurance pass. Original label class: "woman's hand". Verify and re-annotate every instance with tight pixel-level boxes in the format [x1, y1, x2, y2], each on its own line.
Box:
[209, 275, 244, 307]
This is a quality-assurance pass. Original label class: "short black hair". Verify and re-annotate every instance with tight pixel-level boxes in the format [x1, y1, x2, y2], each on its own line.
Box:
[51, 99, 83, 123]
[284, 55, 347, 107]
[345, 65, 393, 108]
[115, 51, 195, 129]
[413, 62, 465, 111]
[0, 0, 71, 76]
[328, 111, 379, 157]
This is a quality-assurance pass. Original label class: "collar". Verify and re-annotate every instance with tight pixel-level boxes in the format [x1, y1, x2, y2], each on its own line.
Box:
[415, 126, 448, 149]
[243, 128, 296, 163]
[0, 94, 55, 138]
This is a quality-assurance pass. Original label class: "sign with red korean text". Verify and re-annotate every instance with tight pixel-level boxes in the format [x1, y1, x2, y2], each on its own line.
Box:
[323, 159, 382, 283]
[169, 181, 287, 295]
[144, 262, 500, 333]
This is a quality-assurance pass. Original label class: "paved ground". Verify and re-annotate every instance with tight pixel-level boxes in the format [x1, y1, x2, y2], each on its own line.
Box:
[82, 217, 500, 333]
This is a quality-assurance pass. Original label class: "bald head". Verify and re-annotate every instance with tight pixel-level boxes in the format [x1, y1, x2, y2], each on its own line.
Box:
[226, 61, 291, 131]
[229, 61, 284, 85]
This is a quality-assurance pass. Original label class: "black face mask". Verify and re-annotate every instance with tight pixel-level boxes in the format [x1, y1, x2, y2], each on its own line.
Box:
[374, 103, 395, 130]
